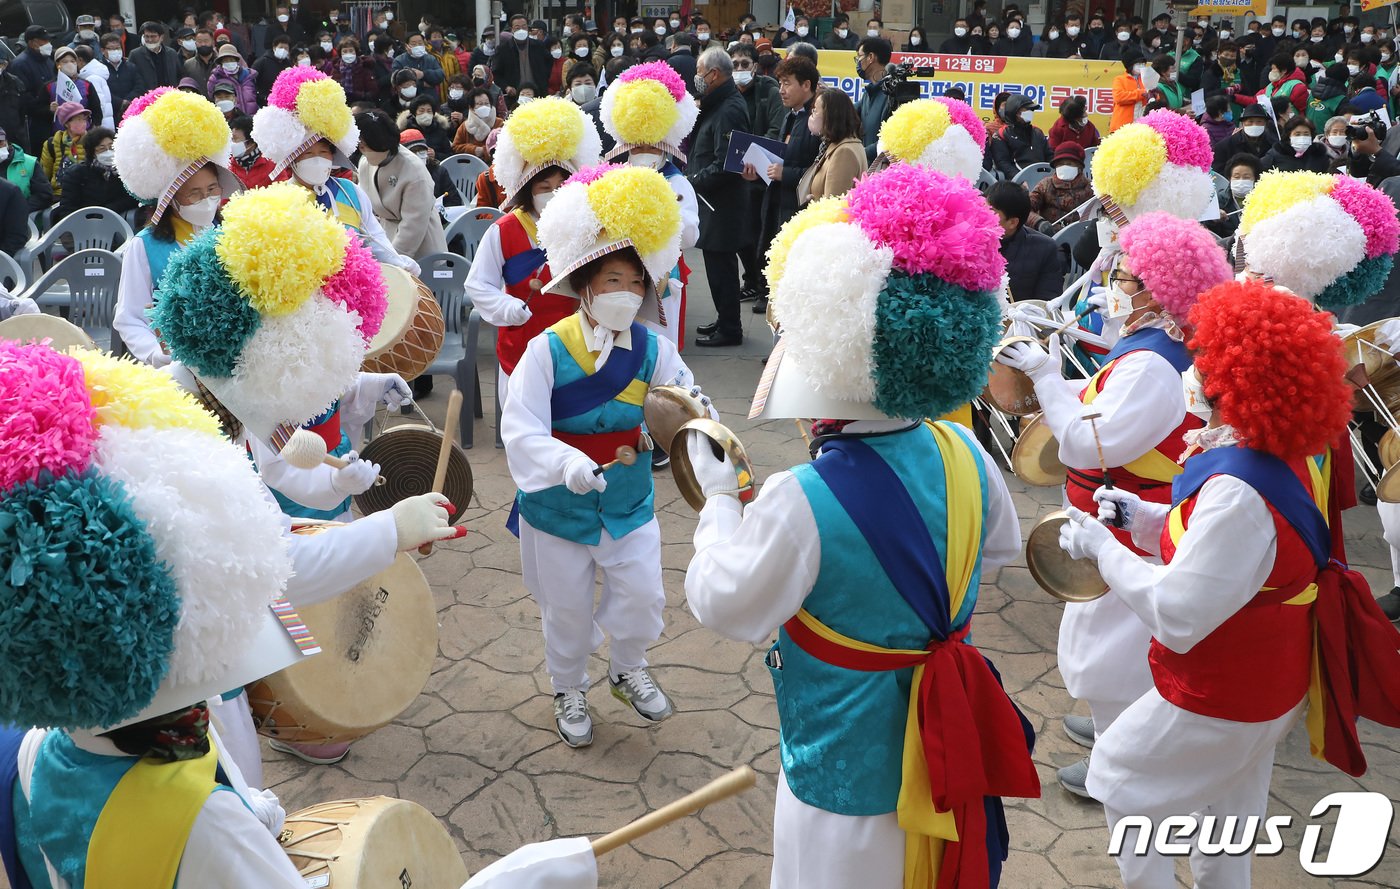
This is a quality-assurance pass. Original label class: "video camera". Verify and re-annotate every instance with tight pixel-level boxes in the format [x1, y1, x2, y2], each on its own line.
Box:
[1346, 111, 1388, 142]
[880, 61, 937, 109]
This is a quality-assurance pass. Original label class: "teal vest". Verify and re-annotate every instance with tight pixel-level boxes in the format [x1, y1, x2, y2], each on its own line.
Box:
[3, 152, 38, 197]
[771, 424, 990, 816]
[138, 227, 184, 299]
[515, 327, 658, 545]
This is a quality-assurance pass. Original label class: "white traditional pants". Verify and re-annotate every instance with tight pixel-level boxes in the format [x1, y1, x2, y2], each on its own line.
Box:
[771, 769, 904, 889]
[518, 516, 666, 693]
[1058, 587, 1156, 737]
[1378, 500, 1400, 588]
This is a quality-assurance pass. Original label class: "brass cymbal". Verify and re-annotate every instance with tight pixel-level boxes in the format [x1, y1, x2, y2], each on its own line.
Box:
[1026, 510, 1110, 603]
[1378, 462, 1400, 504]
[1010, 412, 1066, 487]
[670, 418, 756, 512]
[984, 336, 1041, 416]
[1341, 321, 1396, 381]
[643, 385, 709, 453]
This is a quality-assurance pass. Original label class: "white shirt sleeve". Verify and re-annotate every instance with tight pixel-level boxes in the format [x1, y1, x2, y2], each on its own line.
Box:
[1095, 474, 1277, 654]
[114, 237, 169, 367]
[351, 182, 420, 276]
[244, 432, 348, 512]
[669, 173, 700, 250]
[283, 510, 400, 606]
[1032, 349, 1188, 470]
[176, 792, 307, 888]
[464, 224, 530, 328]
[501, 332, 585, 492]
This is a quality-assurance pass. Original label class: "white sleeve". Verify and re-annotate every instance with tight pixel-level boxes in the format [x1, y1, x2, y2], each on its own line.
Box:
[685, 470, 822, 643]
[1095, 474, 1277, 654]
[245, 433, 349, 512]
[284, 510, 400, 606]
[972, 435, 1023, 572]
[501, 333, 588, 492]
[464, 224, 528, 328]
[670, 173, 700, 250]
[114, 238, 168, 366]
[1033, 350, 1187, 469]
[353, 183, 420, 276]
[647, 334, 698, 392]
[89, 76, 114, 129]
[176, 792, 307, 888]
[338, 373, 382, 449]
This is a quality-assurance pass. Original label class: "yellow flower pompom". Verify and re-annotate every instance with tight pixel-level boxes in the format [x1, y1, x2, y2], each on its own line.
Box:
[1239, 170, 1335, 238]
[76, 351, 222, 437]
[296, 77, 353, 142]
[611, 79, 681, 147]
[1091, 123, 1167, 207]
[587, 167, 680, 256]
[879, 100, 951, 162]
[506, 97, 587, 166]
[215, 182, 347, 316]
[142, 90, 231, 164]
[765, 196, 850, 290]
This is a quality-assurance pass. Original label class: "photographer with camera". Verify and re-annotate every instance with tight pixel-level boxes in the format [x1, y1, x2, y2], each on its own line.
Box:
[1348, 112, 1400, 186]
[855, 36, 894, 162]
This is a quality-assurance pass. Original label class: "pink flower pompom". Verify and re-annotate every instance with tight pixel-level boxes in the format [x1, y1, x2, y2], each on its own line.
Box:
[0, 343, 98, 492]
[1140, 109, 1212, 171]
[617, 61, 686, 102]
[321, 239, 387, 342]
[845, 165, 1005, 292]
[936, 96, 987, 151]
[123, 87, 174, 120]
[566, 162, 627, 186]
[1119, 212, 1232, 320]
[1331, 175, 1400, 259]
[268, 66, 328, 111]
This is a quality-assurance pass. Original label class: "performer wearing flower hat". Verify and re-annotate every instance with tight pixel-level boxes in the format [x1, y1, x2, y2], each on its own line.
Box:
[685, 165, 1038, 889]
[996, 212, 1232, 798]
[599, 61, 699, 346]
[111, 88, 246, 367]
[466, 96, 602, 410]
[870, 95, 987, 180]
[252, 67, 418, 275]
[503, 164, 704, 748]
[1059, 281, 1400, 888]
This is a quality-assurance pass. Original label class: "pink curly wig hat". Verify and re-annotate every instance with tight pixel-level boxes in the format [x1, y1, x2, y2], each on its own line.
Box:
[1118, 212, 1233, 322]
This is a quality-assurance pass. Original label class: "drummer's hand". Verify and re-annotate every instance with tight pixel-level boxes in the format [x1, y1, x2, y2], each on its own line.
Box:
[501, 297, 532, 327]
[1093, 486, 1142, 530]
[997, 339, 1060, 381]
[368, 372, 412, 410]
[391, 492, 466, 550]
[1084, 286, 1109, 313]
[685, 428, 739, 500]
[245, 788, 286, 837]
[1058, 506, 1113, 561]
[331, 453, 381, 496]
[564, 454, 607, 495]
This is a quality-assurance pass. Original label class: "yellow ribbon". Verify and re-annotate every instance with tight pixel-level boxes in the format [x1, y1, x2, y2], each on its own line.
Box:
[1081, 366, 1186, 482]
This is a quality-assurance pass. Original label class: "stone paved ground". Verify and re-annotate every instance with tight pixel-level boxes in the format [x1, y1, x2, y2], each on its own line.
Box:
[263, 258, 1400, 888]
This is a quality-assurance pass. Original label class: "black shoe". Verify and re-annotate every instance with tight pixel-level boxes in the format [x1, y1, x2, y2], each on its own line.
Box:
[1361, 483, 1379, 506]
[695, 331, 743, 347]
[651, 447, 670, 471]
[1379, 587, 1400, 622]
[696, 321, 718, 336]
[751, 296, 768, 314]
[738, 286, 765, 302]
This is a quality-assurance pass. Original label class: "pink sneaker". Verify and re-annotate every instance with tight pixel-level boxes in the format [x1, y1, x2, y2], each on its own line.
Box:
[268, 739, 351, 765]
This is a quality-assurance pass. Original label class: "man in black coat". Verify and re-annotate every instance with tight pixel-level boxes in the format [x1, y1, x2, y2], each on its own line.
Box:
[490, 14, 551, 94]
[689, 47, 756, 348]
[666, 34, 698, 97]
[987, 182, 1064, 302]
[10, 26, 56, 154]
[0, 177, 27, 258]
[988, 93, 1051, 180]
[126, 22, 183, 97]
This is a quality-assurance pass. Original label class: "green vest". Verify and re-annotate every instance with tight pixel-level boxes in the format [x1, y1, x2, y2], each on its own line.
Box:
[1307, 92, 1345, 133]
[3, 151, 38, 197]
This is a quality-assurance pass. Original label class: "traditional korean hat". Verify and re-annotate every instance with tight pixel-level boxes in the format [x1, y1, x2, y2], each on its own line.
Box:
[599, 60, 698, 162]
[492, 96, 602, 210]
[875, 96, 986, 182]
[1092, 108, 1216, 224]
[113, 88, 243, 223]
[252, 66, 361, 177]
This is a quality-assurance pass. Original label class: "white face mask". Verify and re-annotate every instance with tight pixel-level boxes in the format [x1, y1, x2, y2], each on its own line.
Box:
[1289, 135, 1313, 152]
[697, 30, 710, 42]
[954, 27, 967, 37]
[222, 60, 239, 73]
[474, 104, 494, 119]
[1220, 30, 1231, 40]
[1267, 70, 1281, 82]
[95, 149, 115, 166]
[1335, 53, 1345, 64]
[571, 83, 597, 104]
[317, 40, 331, 52]
[1243, 124, 1266, 137]
[106, 48, 123, 62]
[1362, 33, 1374, 43]
[630, 27, 643, 34]
[1105, 283, 1138, 318]
[910, 34, 922, 45]
[1049, 30, 1060, 40]
[1133, 63, 1146, 75]
[671, 20, 681, 29]
[449, 87, 464, 99]
[1229, 178, 1255, 197]
[834, 28, 847, 38]
[293, 155, 333, 186]
[0, 148, 9, 163]
[1007, 27, 1021, 39]
[181, 39, 196, 52]
[517, 94, 534, 103]
[867, 28, 880, 37]
[1272, 26, 1285, 37]
[274, 47, 289, 59]
[1019, 109, 1035, 123]
[629, 152, 664, 170]
[410, 44, 427, 57]
[415, 112, 434, 126]
[143, 40, 161, 52]
[587, 289, 644, 331]
[297, 57, 311, 66]
[216, 98, 236, 112]
[384, 13, 393, 21]
[733, 69, 753, 87]
[342, 52, 358, 64]
[656, 26, 668, 35]
[797, 26, 809, 37]
[1054, 164, 1078, 181]
[531, 189, 554, 215]
[562, 26, 573, 37]
[1311, 35, 1323, 43]
[176, 194, 221, 229]
[1328, 133, 1348, 147]
[278, 14, 289, 22]
[400, 85, 417, 98]
[230, 140, 246, 158]
[60, 62, 77, 76]
[513, 28, 529, 42]
[550, 47, 563, 59]
[574, 45, 589, 57]
[1182, 367, 1212, 420]
[1117, 31, 1130, 41]
[1295, 55, 1309, 68]
[1348, 64, 1360, 76]
[1345, 25, 1355, 34]
[610, 45, 624, 57]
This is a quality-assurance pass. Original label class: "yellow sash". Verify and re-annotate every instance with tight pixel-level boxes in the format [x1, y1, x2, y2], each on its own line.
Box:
[85, 746, 219, 889]
[511, 206, 539, 243]
[935, 403, 972, 429]
[1081, 364, 1184, 482]
[551, 314, 649, 407]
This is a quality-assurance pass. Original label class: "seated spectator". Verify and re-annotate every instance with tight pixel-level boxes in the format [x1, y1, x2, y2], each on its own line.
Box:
[822, 13, 858, 50]
[0, 177, 26, 256]
[397, 95, 453, 158]
[940, 19, 974, 54]
[1197, 94, 1235, 144]
[1320, 114, 1349, 165]
[905, 26, 929, 51]
[1047, 95, 1100, 150]
[329, 36, 380, 104]
[451, 86, 502, 159]
[384, 68, 421, 116]
[176, 76, 202, 93]
[1027, 142, 1093, 231]
[987, 180, 1064, 302]
[40, 104, 90, 198]
[57, 126, 136, 221]
[0, 127, 54, 212]
[207, 44, 257, 114]
[988, 94, 1051, 180]
[399, 128, 457, 210]
[1206, 152, 1261, 238]
[1262, 115, 1332, 172]
[1211, 103, 1277, 172]
[227, 114, 276, 188]
[565, 63, 597, 105]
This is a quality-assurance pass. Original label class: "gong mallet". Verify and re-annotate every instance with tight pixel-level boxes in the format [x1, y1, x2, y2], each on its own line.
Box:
[279, 428, 386, 486]
[419, 388, 464, 556]
[593, 446, 638, 476]
[591, 766, 757, 855]
[1082, 410, 1124, 529]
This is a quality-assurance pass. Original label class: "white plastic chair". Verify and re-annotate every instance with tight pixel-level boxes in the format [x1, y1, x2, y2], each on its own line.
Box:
[1083, 145, 1098, 180]
[1012, 162, 1054, 191]
[439, 154, 492, 205]
[21, 248, 125, 353]
[444, 205, 504, 261]
[414, 252, 488, 448]
[18, 207, 134, 278]
[0, 252, 25, 293]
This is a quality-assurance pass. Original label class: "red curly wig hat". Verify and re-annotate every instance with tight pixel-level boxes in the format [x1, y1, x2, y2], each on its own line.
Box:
[1187, 282, 1352, 462]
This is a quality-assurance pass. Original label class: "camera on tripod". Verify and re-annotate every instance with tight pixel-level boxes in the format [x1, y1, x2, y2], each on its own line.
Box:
[880, 61, 938, 109]
[1346, 111, 1388, 142]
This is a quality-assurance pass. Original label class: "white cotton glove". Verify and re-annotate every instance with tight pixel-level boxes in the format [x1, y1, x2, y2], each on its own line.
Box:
[1374, 318, 1400, 353]
[1058, 506, 1115, 561]
[330, 453, 381, 496]
[245, 787, 286, 837]
[1084, 285, 1124, 343]
[362, 372, 412, 410]
[1093, 486, 1142, 530]
[996, 338, 1061, 381]
[684, 428, 739, 500]
[1005, 301, 1050, 338]
[563, 454, 607, 495]
[501, 297, 532, 327]
[390, 492, 465, 550]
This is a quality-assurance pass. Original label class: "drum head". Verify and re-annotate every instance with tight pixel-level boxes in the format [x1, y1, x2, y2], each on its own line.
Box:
[365, 265, 419, 359]
[1343, 321, 1393, 381]
[1010, 413, 1066, 487]
[643, 385, 708, 453]
[0, 314, 97, 352]
[355, 425, 472, 524]
[281, 797, 469, 889]
[1026, 511, 1109, 603]
[1382, 429, 1400, 470]
[984, 336, 1041, 416]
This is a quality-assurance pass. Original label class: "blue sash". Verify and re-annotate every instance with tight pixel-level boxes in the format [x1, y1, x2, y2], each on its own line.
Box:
[548, 322, 649, 421]
[1104, 326, 1192, 373]
[502, 247, 549, 286]
[1172, 446, 1330, 568]
[0, 727, 33, 889]
[809, 434, 949, 638]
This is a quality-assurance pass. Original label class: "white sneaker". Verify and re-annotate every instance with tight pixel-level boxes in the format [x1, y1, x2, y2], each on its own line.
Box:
[553, 691, 593, 747]
[609, 668, 673, 722]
